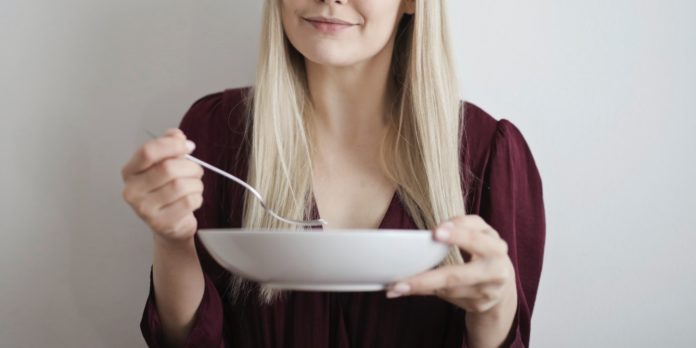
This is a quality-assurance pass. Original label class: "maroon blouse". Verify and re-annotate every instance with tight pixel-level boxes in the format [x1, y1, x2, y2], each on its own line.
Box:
[140, 87, 546, 347]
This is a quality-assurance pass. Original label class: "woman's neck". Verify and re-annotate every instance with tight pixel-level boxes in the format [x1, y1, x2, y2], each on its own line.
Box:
[305, 39, 395, 143]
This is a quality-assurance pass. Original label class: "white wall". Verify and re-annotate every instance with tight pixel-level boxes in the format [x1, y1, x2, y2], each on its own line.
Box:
[1, 1, 694, 347]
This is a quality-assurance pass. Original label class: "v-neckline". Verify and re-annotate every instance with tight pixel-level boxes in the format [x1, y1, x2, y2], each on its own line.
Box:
[308, 191, 399, 230]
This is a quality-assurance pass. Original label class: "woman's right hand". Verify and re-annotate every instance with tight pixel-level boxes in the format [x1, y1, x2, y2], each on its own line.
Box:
[121, 128, 205, 244]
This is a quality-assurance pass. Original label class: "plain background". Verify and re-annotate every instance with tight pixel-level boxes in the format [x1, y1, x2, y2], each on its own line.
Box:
[2, 1, 695, 347]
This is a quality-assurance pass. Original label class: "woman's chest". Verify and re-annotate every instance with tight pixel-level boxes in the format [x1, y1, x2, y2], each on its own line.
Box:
[312, 156, 396, 229]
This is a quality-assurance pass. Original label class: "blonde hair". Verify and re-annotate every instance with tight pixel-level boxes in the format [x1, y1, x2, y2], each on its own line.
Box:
[233, 0, 466, 304]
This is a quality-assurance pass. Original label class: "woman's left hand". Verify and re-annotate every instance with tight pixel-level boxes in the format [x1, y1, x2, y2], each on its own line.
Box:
[386, 215, 516, 314]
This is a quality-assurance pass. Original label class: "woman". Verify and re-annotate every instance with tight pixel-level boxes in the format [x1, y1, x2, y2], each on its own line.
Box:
[121, 0, 545, 347]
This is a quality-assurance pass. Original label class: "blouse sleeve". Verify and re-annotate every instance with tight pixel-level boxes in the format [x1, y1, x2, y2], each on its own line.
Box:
[140, 267, 225, 348]
[477, 119, 546, 347]
[139, 92, 231, 348]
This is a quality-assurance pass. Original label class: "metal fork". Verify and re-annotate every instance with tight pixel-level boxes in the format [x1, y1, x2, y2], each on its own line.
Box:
[145, 130, 327, 227]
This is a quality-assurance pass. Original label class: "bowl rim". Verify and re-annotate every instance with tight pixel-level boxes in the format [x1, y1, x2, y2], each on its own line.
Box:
[198, 228, 436, 237]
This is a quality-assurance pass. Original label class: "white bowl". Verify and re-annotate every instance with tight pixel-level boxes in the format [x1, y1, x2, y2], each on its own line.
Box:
[197, 229, 449, 291]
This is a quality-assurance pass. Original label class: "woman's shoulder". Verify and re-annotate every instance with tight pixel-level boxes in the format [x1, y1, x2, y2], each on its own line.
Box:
[461, 102, 498, 156]
[460, 101, 540, 195]
[460, 101, 501, 176]
[462, 102, 540, 154]
[178, 86, 252, 138]
[461, 101, 533, 163]
[176, 86, 253, 173]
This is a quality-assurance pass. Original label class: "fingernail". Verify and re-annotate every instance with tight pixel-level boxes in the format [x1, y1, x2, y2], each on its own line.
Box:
[393, 282, 411, 294]
[185, 140, 196, 151]
[435, 222, 454, 241]
[386, 291, 403, 299]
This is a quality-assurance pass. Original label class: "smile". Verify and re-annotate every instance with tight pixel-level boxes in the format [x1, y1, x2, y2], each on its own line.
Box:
[303, 17, 357, 33]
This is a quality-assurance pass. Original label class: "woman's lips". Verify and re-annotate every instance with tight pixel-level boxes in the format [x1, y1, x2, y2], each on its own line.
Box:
[303, 17, 356, 33]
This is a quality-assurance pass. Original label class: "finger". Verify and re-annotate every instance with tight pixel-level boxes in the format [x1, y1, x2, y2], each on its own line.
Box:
[125, 158, 204, 201]
[387, 264, 485, 297]
[137, 178, 204, 218]
[477, 283, 505, 303]
[122, 158, 203, 204]
[444, 282, 502, 302]
[150, 193, 203, 233]
[433, 217, 508, 258]
[121, 136, 195, 180]
[164, 128, 186, 139]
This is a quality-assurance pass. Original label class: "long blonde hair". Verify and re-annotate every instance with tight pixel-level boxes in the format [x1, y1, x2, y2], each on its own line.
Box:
[234, 0, 466, 304]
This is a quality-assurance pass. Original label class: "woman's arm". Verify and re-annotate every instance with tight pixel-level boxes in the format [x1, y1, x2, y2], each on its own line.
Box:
[152, 236, 205, 347]
[386, 215, 521, 348]
[387, 118, 545, 347]
[139, 91, 235, 348]
[464, 282, 518, 347]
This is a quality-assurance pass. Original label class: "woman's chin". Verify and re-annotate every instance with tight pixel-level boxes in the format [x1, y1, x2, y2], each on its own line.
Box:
[303, 53, 363, 68]
[291, 42, 360, 67]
